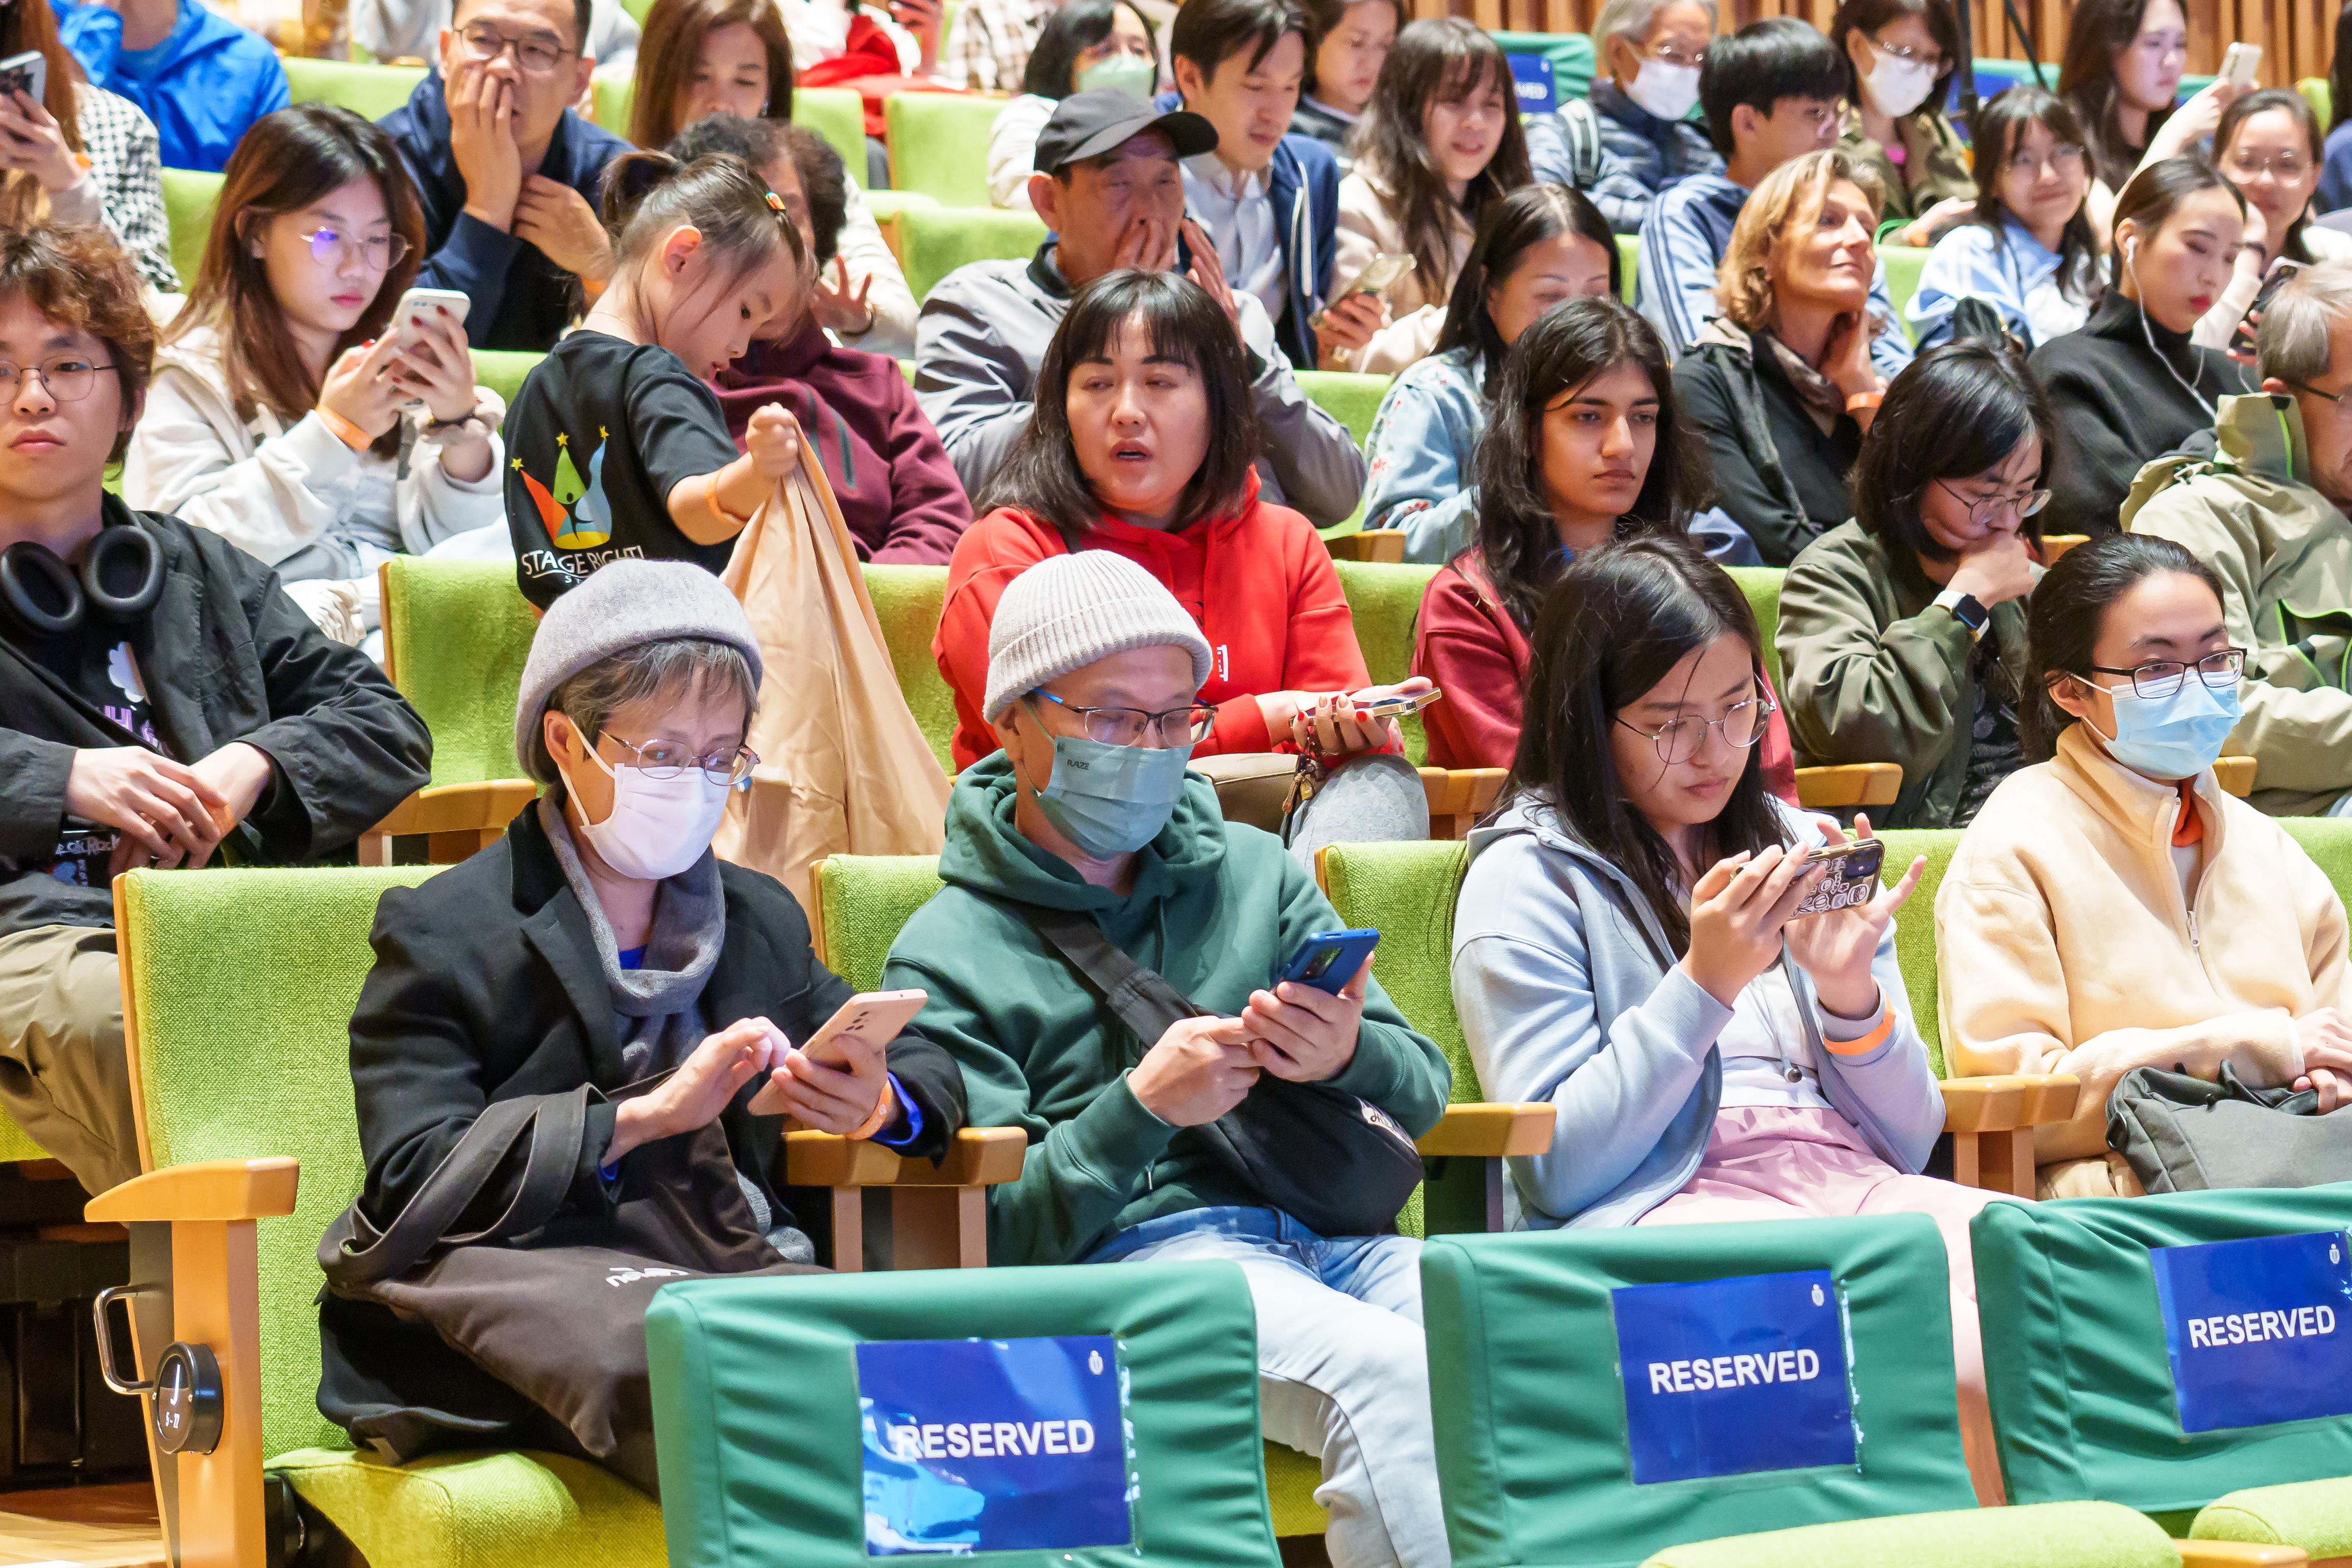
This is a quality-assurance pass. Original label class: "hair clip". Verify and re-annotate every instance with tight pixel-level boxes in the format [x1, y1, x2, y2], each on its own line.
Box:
[765, 190, 788, 213]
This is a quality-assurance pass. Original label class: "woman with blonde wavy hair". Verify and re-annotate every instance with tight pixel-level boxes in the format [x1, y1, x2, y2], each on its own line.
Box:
[1670, 147, 1892, 565]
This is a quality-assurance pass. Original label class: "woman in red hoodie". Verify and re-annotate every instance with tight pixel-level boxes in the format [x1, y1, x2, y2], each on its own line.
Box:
[1411, 295, 1799, 801]
[938, 270, 1431, 859]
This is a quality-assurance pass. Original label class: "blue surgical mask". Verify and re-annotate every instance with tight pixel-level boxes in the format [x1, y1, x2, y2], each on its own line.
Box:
[1076, 54, 1158, 99]
[1034, 730, 1192, 857]
[2090, 675, 2243, 781]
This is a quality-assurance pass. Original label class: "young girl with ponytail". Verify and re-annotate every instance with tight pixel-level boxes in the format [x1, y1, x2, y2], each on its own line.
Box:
[504, 148, 812, 608]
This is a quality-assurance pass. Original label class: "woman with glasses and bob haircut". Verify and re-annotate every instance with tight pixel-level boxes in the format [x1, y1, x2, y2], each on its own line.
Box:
[125, 105, 507, 651]
[1778, 339, 2052, 829]
[1937, 533, 2352, 1202]
[941, 270, 1430, 862]
[1452, 532, 2008, 1506]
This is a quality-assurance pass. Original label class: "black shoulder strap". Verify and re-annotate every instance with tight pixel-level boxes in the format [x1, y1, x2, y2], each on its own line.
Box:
[1025, 909, 1207, 1054]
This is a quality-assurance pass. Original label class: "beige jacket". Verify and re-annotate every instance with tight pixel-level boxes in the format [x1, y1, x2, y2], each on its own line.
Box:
[1935, 723, 2349, 1193]
[1329, 168, 1472, 375]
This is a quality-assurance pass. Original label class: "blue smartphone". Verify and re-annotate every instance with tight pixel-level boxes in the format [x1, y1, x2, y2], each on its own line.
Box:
[1277, 928, 1380, 996]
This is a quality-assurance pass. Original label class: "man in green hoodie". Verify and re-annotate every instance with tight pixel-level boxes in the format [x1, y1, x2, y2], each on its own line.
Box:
[2124, 259, 2352, 816]
[883, 551, 1453, 1568]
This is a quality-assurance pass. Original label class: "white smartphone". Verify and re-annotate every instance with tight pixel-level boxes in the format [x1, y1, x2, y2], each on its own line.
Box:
[2221, 42, 2261, 90]
[796, 989, 927, 1071]
[1351, 681, 1444, 718]
[390, 287, 471, 349]
[0, 50, 47, 108]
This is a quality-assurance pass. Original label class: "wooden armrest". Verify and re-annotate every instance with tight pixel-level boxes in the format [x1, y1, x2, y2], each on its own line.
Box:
[366, 780, 539, 839]
[1939, 1075, 2080, 1133]
[2176, 1544, 2308, 1567]
[84, 1157, 298, 1224]
[783, 1126, 1026, 1188]
[1417, 768, 1509, 819]
[2035, 534, 2090, 564]
[1326, 530, 1406, 564]
[1415, 1103, 1553, 1158]
[2213, 755, 2257, 798]
[1794, 763, 1902, 808]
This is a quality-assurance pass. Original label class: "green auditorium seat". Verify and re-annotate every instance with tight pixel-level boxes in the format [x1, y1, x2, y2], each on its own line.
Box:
[1491, 30, 1596, 105]
[1332, 560, 1511, 837]
[895, 204, 1047, 301]
[283, 57, 426, 121]
[1618, 234, 1638, 305]
[1294, 370, 1390, 449]
[2300, 79, 2331, 131]
[1732, 563, 1900, 812]
[862, 566, 957, 773]
[1880, 243, 1929, 341]
[794, 88, 872, 184]
[162, 168, 223, 291]
[591, 67, 634, 137]
[885, 93, 1010, 207]
[471, 349, 542, 411]
[647, 1262, 1280, 1568]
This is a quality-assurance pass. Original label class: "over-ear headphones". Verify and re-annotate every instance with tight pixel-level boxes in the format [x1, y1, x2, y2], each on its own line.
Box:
[0, 516, 165, 638]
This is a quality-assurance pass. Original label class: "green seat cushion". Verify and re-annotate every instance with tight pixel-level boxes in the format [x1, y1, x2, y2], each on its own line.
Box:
[283, 58, 426, 121]
[861, 188, 939, 229]
[117, 866, 438, 1460]
[270, 1447, 663, 1568]
[1973, 1184, 2352, 1513]
[1263, 1441, 1327, 1536]
[2301, 79, 2332, 133]
[1294, 371, 1390, 450]
[896, 205, 1048, 302]
[1617, 234, 1638, 305]
[1424, 1215, 1976, 1568]
[381, 558, 538, 788]
[646, 1262, 1280, 1568]
[2281, 817, 2352, 888]
[471, 349, 543, 413]
[1880, 245, 1928, 342]
[794, 89, 870, 182]
[815, 854, 944, 992]
[591, 69, 635, 137]
[863, 565, 954, 772]
[1727, 566, 1784, 693]
[2194, 1476, 2352, 1555]
[0, 1115, 43, 1163]
[1642, 1501, 2179, 1568]
[1333, 560, 1439, 766]
[1875, 829, 1961, 1077]
[162, 168, 224, 293]
[1320, 841, 1472, 1100]
[885, 92, 1010, 206]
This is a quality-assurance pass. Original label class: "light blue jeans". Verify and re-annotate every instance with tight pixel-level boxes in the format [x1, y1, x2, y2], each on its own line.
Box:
[1086, 1208, 1449, 1568]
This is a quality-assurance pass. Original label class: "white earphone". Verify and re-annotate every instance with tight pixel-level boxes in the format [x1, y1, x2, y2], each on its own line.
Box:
[2121, 226, 2217, 420]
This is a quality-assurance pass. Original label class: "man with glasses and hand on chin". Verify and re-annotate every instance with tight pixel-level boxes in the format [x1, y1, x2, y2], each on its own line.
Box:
[2125, 259, 2352, 818]
[379, 0, 633, 351]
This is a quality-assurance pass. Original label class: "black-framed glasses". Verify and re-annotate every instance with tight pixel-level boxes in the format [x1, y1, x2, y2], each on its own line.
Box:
[1615, 696, 1777, 764]
[600, 732, 760, 786]
[1935, 478, 2051, 528]
[0, 356, 115, 403]
[2292, 380, 2346, 404]
[301, 227, 410, 271]
[2085, 649, 2247, 700]
[1027, 691, 1216, 748]
[459, 20, 577, 72]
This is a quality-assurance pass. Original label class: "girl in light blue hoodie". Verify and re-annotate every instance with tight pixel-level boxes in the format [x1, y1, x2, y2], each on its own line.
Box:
[1450, 534, 2008, 1504]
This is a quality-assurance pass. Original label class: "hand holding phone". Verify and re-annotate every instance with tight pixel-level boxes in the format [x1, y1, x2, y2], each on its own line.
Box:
[1276, 929, 1380, 995]
[0, 51, 48, 109]
[1351, 681, 1444, 719]
[1310, 253, 1414, 332]
[2221, 42, 2262, 90]
[745, 989, 925, 1121]
[1789, 838, 1884, 918]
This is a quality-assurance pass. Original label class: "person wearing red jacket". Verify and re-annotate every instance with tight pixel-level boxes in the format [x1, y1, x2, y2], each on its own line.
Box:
[1411, 294, 1799, 797]
[937, 269, 1430, 860]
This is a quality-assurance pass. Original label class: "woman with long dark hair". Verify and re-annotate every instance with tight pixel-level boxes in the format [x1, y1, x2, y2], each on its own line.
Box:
[985, 0, 1161, 210]
[0, 0, 174, 291]
[1363, 183, 1617, 560]
[1292, 0, 1403, 157]
[1411, 295, 1790, 778]
[2056, 0, 2241, 194]
[1779, 340, 2051, 828]
[1937, 533, 2352, 1200]
[1452, 532, 2004, 1505]
[1322, 17, 1532, 374]
[1829, 0, 1973, 246]
[125, 105, 506, 650]
[942, 270, 1429, 859]
[2194, 89, 2352, 350]
[1907, 86, 2102, 351]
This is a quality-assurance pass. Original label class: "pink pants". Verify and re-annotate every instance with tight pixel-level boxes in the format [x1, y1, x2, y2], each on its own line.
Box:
[1635, 1106, 2010, 1505]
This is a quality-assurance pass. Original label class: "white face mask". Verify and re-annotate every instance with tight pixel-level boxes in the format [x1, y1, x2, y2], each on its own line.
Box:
[560, 740, 737, 883]
[1861, 46, 1938, 119]
[1624, 56, 1701, 123]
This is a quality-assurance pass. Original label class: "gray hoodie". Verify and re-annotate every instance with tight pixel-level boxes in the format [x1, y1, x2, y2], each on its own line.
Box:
[1451, 794, 1943, 1229]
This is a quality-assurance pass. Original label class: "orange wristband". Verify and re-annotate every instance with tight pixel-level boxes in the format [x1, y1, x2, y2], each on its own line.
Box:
[1844, 391, 1885, 414]
[315, 406, 372, 451]
[704, 471, 750, 527]
[847, 1083, 896, 1142]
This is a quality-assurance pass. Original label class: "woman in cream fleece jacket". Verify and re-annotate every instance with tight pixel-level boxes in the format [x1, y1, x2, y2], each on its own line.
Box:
[1936, 534, 2352, 1199]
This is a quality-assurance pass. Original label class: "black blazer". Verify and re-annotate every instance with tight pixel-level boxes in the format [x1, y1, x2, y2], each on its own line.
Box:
[347, 802, 968, 1231]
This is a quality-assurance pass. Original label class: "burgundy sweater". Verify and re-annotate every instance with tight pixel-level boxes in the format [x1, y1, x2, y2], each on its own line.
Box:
[713, 317, 971, 565]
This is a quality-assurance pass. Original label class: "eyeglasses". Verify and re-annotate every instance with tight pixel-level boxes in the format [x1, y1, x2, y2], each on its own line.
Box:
[300, 227, 411, 271]
[1028, 691, 1216, 748]
[459, 20, 577, 73]
[2003, 142, 2087, 176]
[2225, 150, 2311, 181]
[1640, 39, 1706, 69]
[2085, 648, 2247, 700]
[1935, 478, 2052, 528]
[2292, 379, 2348, 403]
[0, 355, 115, 403]
[1869, 34, 1944, 70]
[1794, 99, 1850, 132]
[1615, 696, 1777, 764]
[600, 732, 760, 786]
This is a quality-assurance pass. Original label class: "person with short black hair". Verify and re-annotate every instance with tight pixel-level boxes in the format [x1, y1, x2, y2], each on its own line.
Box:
[916, 90, 1368, 528]
[1578, 0, 1726, 234]
[378, 0, 634, 351]
[1830, 0, 1973, 247]
[1636, 16, 1913, 376]
[0, 224, 430, 1197]
[1778, 340, 2051, 828]
[50, 0, 288, 174]
[986, 0, 1161, 210]
[1290, 0, 1400, 158]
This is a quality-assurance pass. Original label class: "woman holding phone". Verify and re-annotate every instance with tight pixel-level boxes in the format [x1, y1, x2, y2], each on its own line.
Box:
[2193, 89, 2352, 353]
[124, 105, 507, 652]
[1451, 532, 2007, 1506]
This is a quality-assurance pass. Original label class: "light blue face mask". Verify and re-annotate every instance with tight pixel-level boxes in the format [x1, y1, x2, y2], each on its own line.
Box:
[2092, 673, 2243, 781]
[1076, 53, 1158, 99]
[1033, 728, 1193, 857]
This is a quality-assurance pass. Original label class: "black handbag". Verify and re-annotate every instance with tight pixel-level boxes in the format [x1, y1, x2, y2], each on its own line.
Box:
[1025, 909, 1427, 1239]
[2106, 1062, 2352, 1194]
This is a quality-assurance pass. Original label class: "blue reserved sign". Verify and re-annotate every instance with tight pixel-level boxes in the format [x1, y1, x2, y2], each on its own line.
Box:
[1611, 1269, 1855, 1485]
[857, 1335, 1131, 1555]
[2149, 1231, 2352, 1434]
[1507, 53, 1557, 116]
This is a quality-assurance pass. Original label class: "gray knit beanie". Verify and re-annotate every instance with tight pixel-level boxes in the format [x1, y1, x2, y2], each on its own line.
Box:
[983, 553, 1213, 724]
[513, 561, 765, 773]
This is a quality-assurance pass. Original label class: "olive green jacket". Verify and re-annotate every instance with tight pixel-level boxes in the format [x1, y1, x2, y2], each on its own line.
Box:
[1778, 520, 2032, 828]
[1840, 108, 1974, 235]
[2123, 393, 2352, 815]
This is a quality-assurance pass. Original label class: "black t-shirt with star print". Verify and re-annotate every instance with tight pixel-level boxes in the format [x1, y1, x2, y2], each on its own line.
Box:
[503, 330, 744, 608]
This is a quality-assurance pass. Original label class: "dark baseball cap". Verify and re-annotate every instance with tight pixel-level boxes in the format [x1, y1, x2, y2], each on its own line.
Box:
[1032, 90, 1218, 176]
